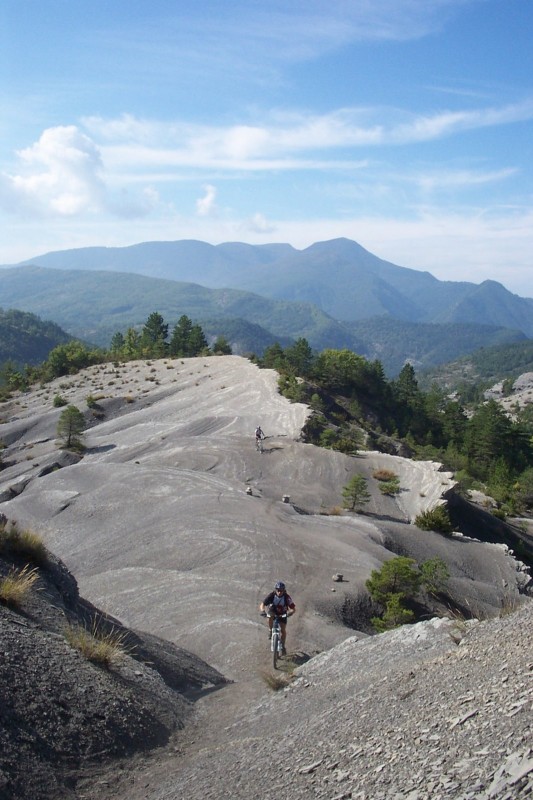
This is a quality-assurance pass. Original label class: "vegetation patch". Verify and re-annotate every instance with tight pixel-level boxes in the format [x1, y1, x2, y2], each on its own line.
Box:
[64, 621, 130, 669]
[414, 505, 453, 535]
[0, 523, 48, 566]
[373, 469, 398, 482]
[0, 564, 39, 607]
[57, 404, 85, 451]
[366, 555, 450, 632]
[342, 474, 371, 511]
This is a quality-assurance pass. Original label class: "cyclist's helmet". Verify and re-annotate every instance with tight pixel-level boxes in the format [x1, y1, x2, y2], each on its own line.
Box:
[275, 581, 285, 590]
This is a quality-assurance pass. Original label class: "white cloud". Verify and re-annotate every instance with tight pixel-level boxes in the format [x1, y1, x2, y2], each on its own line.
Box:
[0, 125, 162, 219]
[196, 184, 218, 216]
[413, 167, 518, 192]
[1, 126, 105, 216]
[84, 101, 533, 179]
[244, 213, 276, 234]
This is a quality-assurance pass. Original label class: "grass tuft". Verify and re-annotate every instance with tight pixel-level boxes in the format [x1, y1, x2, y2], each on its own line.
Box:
[0, 525, 49, 566]
[373, 469, 398, 482]
[0, 564, 39, 606]
[320, 505, 343, 516]
[64, 621, 130, 668]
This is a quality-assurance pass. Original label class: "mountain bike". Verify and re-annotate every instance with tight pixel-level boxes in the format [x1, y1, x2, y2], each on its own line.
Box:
[255, 435, 264, 453]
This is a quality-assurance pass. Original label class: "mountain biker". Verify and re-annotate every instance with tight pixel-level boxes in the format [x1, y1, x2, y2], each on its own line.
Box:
[255, 426, 264, 443]
[259, 581, 295, 654]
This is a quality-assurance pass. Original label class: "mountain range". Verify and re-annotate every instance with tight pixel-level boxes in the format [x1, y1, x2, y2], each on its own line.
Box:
[1, 237, 531, 374]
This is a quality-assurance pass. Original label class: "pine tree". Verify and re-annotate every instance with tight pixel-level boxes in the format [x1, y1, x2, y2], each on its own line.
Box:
[57, 405, 85, 450]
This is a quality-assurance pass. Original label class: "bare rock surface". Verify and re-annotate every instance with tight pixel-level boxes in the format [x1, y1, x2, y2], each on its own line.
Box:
[95, 601, 533, 800]
[0, 355, 531, 798]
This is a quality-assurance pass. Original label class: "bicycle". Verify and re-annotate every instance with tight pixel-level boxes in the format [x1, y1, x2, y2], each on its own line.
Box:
[255, 436, 264, 453]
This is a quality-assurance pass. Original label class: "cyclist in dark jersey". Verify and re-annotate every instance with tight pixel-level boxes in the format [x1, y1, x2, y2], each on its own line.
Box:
[259, 580, 295, 654]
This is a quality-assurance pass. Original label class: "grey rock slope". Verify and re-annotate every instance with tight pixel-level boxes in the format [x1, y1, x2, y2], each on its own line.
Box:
[0, 541, 226, 800]
[0, 355, 531, 798]
[107, 603, 533, 800]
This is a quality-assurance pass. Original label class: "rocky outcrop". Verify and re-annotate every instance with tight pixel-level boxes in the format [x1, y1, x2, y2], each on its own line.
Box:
[0, 542, 227, 800]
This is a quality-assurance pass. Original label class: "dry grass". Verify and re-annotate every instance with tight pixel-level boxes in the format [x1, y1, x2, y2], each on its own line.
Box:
[259, 669, 292, 691]
[0, 525, 48, 566]
[0, 564, 39, 606]
[328, 505, 344, 516]
[64, 621, 130, 668]
[372, 469, 398, 482]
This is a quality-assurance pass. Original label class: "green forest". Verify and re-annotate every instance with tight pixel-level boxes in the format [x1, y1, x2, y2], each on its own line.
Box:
[258, 339, 533, 520]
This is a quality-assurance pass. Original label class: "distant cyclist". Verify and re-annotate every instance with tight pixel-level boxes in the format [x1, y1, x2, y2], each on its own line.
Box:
[259, 581, 295, 654]
[255, 426, 265, 451]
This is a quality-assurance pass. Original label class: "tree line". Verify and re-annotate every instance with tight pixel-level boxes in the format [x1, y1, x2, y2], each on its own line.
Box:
[258, 339, 533, 518]
[0, 312, 231, 396]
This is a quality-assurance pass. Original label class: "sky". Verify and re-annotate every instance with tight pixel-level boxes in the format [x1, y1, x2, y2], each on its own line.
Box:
[1, 0, 533, 296]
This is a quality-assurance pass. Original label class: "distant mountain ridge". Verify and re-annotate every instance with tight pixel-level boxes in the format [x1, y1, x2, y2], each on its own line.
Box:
[13, 237, 533, 335]
[0, 265, 525, 376]
[0, 237, 531, 374]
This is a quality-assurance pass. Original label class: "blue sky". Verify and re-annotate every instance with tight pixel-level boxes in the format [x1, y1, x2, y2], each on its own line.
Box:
[1, 0, 533, 295]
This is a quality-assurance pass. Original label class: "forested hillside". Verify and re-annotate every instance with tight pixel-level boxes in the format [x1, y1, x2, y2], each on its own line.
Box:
[419, 339, 533, 392]
[0, 266, 526, 376]
[0, 309, 71, 368]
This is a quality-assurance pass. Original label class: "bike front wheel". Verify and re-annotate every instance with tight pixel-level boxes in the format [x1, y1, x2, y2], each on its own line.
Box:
[272, 631, 279, 669]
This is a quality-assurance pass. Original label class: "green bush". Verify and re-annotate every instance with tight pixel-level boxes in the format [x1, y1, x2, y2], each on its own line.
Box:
[419, 557, 449, 596]
[366, 557, 421, 604]
[414, 505, 453, 534]
[53, 394, 67, 407]
[371, 594, 415, 632]
[366, 555, 450, 632]
[378, 479, 401, 496]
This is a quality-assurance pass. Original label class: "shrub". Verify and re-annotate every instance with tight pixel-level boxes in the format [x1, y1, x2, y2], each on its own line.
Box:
[319, 428, 338, 448]
[53, 394, 67, 407]
[378, 479, 401, 496]
[372, 469, 398, 482]
[372, 594, 415, 632]
[414, 505, 453, 534]
[0, 525, 48, 566]
[366, 557, 421, 604]
[367, 555, 450, 631]
[64, 621, 129, 668]
[327, 505, 344, 516]
[0, 564, 39, 606]
[419, 557, 449, 596]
